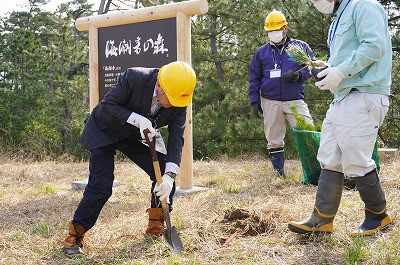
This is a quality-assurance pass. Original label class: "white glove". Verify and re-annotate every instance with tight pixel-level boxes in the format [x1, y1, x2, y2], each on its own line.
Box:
[138, 116, 156, 139]
[315, 67, 344, 90]
[155, 174, 174, 202]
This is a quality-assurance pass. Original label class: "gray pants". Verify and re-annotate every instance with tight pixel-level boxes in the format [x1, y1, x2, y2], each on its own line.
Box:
[317, 91, 389, 177]
[261, 98, 313, 149]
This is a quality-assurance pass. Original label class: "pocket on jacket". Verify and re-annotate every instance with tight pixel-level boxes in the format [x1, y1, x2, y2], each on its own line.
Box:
[336, 20, 353, 36]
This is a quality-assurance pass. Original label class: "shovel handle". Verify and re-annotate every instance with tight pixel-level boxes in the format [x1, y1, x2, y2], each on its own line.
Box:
[143, 129, 184, 255]
[144, 129, 158, 162]
[143, 129, 169, 211]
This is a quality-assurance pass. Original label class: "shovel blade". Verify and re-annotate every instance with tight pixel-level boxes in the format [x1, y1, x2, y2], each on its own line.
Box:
[163, 226, 184, 255]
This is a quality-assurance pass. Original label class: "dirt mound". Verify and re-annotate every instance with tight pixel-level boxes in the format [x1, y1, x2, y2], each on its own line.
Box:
[221, 208, 279, 236]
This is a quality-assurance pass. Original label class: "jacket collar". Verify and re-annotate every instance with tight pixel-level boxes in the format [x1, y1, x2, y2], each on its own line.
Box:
[141, 69, 159, 116]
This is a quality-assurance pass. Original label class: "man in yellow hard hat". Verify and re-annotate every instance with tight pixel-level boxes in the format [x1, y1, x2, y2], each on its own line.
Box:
[62, 61, 196, 256]
[248, 10, 316, 177]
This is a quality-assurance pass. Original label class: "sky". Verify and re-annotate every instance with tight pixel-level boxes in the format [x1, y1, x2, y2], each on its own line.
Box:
[1, 0, 99, 16]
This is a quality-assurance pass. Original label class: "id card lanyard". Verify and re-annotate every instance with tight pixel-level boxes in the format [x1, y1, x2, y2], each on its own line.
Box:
[327, 0, 351, 57]
[270, 44, 286, 78]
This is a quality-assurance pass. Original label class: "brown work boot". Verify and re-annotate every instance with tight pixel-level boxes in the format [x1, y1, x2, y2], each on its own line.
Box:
[62, 221, 87, 256]
[145, 208, 165, 235]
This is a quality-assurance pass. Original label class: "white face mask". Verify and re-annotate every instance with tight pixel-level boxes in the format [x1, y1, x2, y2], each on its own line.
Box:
[313, 0, 335, 14]
[268, 30, 284, 44]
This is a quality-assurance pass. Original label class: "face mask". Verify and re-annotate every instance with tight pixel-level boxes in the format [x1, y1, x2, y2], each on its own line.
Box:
[313, 0, 335, 14]
[268, 31, 284, 44]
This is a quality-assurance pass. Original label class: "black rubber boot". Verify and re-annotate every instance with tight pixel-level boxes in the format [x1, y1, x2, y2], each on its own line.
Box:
[269, 148, 285, 177]
[352, 169, 392, 236]
[288, 169, 344, 234]
[288, 208, 335, 234]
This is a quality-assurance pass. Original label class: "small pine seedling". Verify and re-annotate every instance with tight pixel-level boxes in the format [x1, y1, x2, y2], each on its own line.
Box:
[289, 104, 316, 131]
[286, 44, 316, 68]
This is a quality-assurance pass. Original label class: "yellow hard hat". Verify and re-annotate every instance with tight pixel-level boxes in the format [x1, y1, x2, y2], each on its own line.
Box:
[264, 10, 287, 31]
[158, 61, 197, 107]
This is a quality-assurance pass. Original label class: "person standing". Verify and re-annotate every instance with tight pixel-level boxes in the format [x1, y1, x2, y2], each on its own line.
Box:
[62, 61, 196, 255]
[248, 10, 315, 177]
[288, 0, 392, 236]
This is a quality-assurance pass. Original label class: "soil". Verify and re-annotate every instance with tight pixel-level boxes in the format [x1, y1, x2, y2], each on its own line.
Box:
[221, 208, 279, 237]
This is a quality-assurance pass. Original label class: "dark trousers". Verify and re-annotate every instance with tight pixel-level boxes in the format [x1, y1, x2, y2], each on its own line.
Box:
[72, 136, 175, 230]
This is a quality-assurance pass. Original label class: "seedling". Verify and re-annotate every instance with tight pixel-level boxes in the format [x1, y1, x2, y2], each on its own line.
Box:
[286, 44, 327, 81]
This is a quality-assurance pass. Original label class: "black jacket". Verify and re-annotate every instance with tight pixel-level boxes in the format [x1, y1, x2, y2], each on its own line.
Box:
[80, 67, 187, 165]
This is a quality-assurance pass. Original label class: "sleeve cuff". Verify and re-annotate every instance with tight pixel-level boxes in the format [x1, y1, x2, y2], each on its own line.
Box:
[127, 112, 143, 127]
[165, 162, 179, 174]
[337, 65, 348, 78]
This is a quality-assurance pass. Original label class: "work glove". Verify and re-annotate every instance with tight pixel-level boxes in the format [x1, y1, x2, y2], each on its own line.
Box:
[281, 70, 300, 82]
[155, 174, 174, 203]
[138, 116, 156, 139]
[315, 67, 344, 90]
[251, 102, 263, 119]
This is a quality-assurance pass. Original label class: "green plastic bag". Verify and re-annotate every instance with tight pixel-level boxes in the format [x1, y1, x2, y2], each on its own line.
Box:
[293, 129, 321, 185]
[293, 128, 380, 185]
[372, 139, 381, 173]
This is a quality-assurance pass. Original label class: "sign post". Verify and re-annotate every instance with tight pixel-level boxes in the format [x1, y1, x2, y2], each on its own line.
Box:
[74, 0, 208, 193]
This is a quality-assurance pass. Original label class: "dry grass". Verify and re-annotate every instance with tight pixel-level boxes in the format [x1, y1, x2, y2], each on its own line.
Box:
[0, 155, 399, 264]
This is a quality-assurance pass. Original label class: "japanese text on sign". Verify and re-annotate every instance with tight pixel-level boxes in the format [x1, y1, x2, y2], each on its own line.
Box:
[102, 66, 122, 88]
[105, 33, 169, 58]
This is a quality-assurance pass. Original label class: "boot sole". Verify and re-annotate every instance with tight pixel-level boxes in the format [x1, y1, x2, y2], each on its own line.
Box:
[288, 222, 333, 234]
[144, 233, 163, 240]
[63, 247, 85, 256]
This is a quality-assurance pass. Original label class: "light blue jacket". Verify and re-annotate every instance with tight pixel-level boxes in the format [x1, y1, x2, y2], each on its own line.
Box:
[327, 0, 392, 102]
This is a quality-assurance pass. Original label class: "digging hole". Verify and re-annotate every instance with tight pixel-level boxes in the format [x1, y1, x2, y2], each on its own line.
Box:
[221, 208, 279, 236]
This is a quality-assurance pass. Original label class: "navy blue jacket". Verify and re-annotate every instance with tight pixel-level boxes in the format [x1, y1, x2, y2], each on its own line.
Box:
[248, 37, 315, 103]
[80, 67, 186, 165]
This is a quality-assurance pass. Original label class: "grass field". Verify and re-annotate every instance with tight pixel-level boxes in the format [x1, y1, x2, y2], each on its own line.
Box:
[0, 155, 399, 264]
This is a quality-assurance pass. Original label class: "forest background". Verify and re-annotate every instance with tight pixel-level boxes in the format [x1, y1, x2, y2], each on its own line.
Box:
[0, 0, 399, 162]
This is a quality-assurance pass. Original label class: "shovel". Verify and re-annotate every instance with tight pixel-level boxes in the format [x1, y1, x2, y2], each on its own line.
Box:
[143, 129, 184, 255]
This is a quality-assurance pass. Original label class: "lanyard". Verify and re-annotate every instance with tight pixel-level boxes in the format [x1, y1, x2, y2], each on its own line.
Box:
[327, 0, 351, 55]
[271, 43, 286, 69]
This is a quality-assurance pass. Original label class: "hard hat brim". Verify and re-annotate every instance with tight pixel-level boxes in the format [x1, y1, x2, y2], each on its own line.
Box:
[168, 95, 192, 107]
